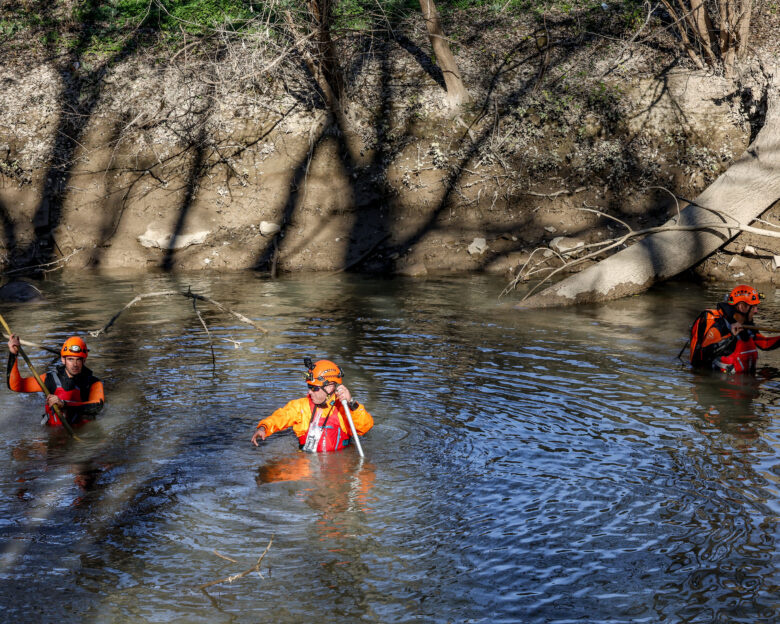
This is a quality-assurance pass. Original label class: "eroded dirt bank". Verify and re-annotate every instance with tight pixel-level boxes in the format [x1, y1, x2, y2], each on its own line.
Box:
[1, 7, 779, 286]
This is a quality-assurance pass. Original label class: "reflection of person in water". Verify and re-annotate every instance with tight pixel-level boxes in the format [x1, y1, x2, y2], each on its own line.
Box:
[689, 369, 772, 443]
[256, 453, 375, 534]
[10, 437, 111, 507]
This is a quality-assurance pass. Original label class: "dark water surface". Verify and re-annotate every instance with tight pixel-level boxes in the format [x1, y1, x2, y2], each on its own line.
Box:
[0, 273, 778, 623]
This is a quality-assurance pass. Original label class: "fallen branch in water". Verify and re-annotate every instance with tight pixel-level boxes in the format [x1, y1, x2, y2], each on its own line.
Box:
[191, 290, 216, 373]
[1, 333, 61, 356]
[88, 288, 267, 339]
[198, 536, 274, 591]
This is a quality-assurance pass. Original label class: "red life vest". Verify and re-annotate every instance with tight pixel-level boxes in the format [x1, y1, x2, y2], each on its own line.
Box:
[44, 372, 83, 426]
[714, 336, 758, 373]
[297, 401, 351, 453]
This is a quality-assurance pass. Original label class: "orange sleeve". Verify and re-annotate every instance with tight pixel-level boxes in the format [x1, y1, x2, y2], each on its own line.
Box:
[257, 398, 309, 437]
[342, 403, 373, 436]
[8, 357, 48, 393]
[755, 333, 780, 351]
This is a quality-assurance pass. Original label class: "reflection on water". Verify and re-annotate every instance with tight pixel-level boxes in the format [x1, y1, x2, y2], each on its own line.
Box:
[0, 273, 779, 623]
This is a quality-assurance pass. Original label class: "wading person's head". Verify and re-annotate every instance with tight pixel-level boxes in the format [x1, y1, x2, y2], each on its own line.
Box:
[727, 284, 761, 323]
[305, 359, 343, 406]
[60, 336, 88, 377]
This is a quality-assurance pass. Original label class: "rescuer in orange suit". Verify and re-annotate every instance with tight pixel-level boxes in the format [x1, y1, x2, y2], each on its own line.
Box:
[6, 335, 104, 426]
[689, 284, 780, 373]
[251, 358, 373, 452]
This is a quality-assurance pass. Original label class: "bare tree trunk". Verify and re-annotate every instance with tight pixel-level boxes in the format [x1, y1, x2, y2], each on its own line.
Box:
[517, 74, 780, 309]
[688, 0, 717, 63]
[284, 7, 342, 118]
[419, 0, 471, 108]
[659, 0, 706, 69]
[661, 0, 754, 75]
[735, 0, 753, 60]
[719, 0, 737, 76]
[308, 0, 344, 103]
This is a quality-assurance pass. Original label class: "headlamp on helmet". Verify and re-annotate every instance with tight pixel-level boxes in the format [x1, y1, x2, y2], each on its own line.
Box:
[303, 357, 343, 387]
[727, 284, 762, 306]
[61, 336, 88, 359]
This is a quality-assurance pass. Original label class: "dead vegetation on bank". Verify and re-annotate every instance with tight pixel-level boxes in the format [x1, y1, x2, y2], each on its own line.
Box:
[1, 2, 778, 286]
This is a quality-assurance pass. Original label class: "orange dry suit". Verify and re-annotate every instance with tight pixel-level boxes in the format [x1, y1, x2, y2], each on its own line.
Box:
[6, 355, 105, 426]
[256, 396, 373, 452]
[689, 302, 780, 373]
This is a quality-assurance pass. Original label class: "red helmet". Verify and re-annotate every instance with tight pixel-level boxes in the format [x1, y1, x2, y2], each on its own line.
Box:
[61, 336, 88, 359]
[305, 359, 343, 387]
[727, 284, 761, 306]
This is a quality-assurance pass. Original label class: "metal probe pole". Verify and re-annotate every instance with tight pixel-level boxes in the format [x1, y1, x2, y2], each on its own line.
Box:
[341, 400, 365, 458]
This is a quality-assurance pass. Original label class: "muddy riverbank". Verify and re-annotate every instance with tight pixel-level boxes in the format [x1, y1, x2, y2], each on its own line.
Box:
[1, 5, 779, 286]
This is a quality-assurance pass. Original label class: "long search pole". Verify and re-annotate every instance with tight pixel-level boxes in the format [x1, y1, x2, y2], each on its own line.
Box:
[744, 325, 780, 333]
[0, 313, 79, 440]
[341, 400, 365, 458]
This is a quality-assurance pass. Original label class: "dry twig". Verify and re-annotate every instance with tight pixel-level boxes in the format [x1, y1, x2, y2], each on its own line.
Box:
[521, 186, 586, 199]
[198, 536, 274, 591]
[191, 291, 216, 373]
[4, 249, 83, 276]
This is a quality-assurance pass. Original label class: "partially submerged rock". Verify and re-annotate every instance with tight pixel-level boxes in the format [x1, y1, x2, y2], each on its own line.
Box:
[0, 280, 43, 302]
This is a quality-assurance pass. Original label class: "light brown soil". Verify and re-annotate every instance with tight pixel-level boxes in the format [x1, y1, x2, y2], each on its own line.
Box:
[1, 7, 779, 288]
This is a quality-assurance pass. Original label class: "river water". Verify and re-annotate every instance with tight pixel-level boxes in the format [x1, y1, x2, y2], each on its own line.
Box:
[0, 273, 778, 623]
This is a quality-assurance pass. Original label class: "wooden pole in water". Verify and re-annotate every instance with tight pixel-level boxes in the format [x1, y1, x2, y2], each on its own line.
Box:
[0, 313, 80, 440]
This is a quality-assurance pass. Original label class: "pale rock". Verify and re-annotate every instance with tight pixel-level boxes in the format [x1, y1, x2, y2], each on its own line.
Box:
[728, 256, 745, 268]
[549, 236, 585, 255]
[467, 237, 488, 255]
[259, 221, 281, 236]
[743, 244, 757, 256]
[772, 255, 780, 270]
[138, 227, 210, 250]
[544, 226, 557, 233]
[0, 280, 43, 302]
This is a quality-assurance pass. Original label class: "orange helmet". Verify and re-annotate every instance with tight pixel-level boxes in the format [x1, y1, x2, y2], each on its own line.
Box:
[727, 284, 761, 306]
[305, 359, 343, 387]
[61, 336, 88, 359]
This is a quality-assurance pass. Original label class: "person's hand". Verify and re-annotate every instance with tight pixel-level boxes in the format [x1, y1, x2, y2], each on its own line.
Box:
[46, 394, 65, 410]
[335, 384, 352, 403]
[731, 321, 744, 336]
[251, 426, 267, 447]
[7, 334, 20, 355]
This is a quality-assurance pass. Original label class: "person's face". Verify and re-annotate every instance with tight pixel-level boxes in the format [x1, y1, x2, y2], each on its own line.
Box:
[735, 302, 756, 322]
[308, 381, 336, 403]
[62, 356, 84, 377]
